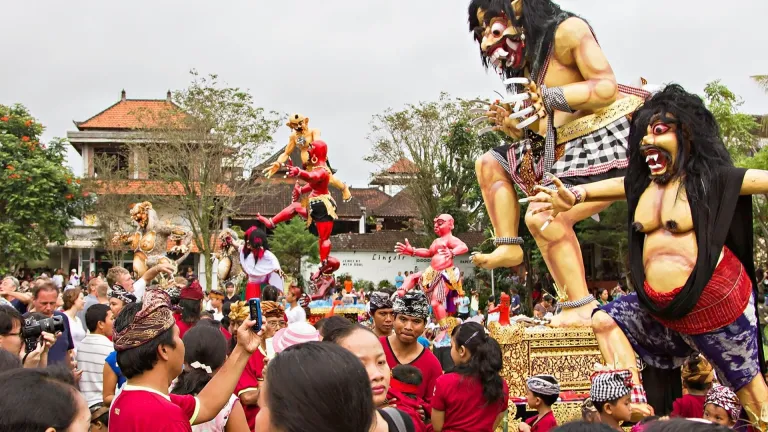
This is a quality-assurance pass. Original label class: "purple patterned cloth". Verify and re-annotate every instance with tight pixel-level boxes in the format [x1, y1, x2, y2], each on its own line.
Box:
[600, 292, 760, 391]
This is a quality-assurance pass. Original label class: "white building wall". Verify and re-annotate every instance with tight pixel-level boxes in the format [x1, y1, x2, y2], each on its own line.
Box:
[301, 250, 475, 287]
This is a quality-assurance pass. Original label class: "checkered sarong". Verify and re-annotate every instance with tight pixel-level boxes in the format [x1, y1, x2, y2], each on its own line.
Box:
[491, 115, 630, 194]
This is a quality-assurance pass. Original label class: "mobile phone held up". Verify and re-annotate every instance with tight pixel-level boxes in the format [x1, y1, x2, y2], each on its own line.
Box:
[248, 298, 263, 332]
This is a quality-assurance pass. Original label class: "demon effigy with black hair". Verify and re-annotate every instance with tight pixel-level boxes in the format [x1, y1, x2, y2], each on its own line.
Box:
[240, 226, 283, 300]
[533, 85, 768, 428]
[465, 0, 651, 329]
[262, 113, 352, 202]
[257, 140, 341, 297]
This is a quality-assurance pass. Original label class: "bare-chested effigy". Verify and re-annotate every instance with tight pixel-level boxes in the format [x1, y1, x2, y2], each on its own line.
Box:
[466, 0, 650, 330]
[534, 85, 768, 429]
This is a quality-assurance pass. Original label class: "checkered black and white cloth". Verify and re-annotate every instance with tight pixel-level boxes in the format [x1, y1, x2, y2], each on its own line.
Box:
[491, 115, 630, 194]
[590, 370, 633, 403]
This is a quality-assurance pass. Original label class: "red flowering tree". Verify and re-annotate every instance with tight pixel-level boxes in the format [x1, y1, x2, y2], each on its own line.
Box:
[0, 104, 91, 273]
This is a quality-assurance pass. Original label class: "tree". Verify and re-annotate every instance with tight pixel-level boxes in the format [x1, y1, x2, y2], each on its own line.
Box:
[0, 104, 91, 273]
[366, 93, 500, 234]
[82, 156, 136, 266]
[269, 218, 320, 276]
[703, 80, 759, 156]
[134, 71, 281, 290]
[705, 79, 766, 261]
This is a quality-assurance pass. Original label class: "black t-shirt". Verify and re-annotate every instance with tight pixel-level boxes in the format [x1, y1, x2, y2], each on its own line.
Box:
[11, 299, 27, 315]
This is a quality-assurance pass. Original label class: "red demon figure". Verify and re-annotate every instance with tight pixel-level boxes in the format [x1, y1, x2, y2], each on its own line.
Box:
[257, 140, 340, 294]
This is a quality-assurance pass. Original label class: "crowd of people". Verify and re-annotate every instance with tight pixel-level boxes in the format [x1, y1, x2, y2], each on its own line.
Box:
[0, 264, 760, 432]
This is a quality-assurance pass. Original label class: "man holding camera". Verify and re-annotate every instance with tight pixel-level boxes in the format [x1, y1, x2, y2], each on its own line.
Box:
[0, 305, 57, 368]
[30, 281, 74, 367]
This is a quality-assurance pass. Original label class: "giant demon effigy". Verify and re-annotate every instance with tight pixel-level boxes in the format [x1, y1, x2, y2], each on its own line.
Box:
[113, 201, 192, 277]
[257, 120, 349, 298]
[533, 85, 768, 427]
[463, 0, 767, 428]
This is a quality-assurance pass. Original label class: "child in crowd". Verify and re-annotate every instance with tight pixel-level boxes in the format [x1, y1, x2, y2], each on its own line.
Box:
[590, 370, 633, 431]
[392, 364, 424, 402]
[519, 375, 560, 432]
[89, 405, 109, 432]
[431, 322, 509, 432]
[671, 355, 713, 418]
[171, 325, 249, 432]
[703, 385, 741, 429]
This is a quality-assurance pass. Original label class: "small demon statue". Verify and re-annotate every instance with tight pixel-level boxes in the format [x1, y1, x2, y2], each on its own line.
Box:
[262, 113, 352, 202]
[533, 85, 768, 428]
[394, 214, 468, 327]
[113, 201, 192, 277]
[257, 140, 341, 296]
[214, 228, 244, 290]
[466, 0, 650, 328]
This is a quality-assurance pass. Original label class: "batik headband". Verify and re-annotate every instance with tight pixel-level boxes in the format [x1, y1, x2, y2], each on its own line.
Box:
[261, 300, 285, 319]
[590, 369, 632, 403]
[113, 289, 175, 351]
[681, 355, 714, 385]
[369, 291, 393, 313]
[527, 375, 561, 396]
[705, 385, 741, 421]
[393, 291, 430, 320]
[110, 285, 136, 304]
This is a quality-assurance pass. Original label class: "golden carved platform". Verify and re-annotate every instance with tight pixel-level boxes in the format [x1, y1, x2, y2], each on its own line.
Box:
[489, 322, 607, 430]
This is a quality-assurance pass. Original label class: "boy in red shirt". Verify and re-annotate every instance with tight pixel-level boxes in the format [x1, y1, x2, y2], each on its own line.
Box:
[380, 291, 443, 418]
[520, 375, 560, 432]
[671, 355, 713, 418]
[109, 289, 262, 432]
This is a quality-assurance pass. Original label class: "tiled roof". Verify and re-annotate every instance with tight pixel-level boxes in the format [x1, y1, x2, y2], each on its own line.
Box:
[236, 184, 387, 219]
[386, 158, 418, 174]
[252, 146, 304, 176]
[330, 230, 486, 252]
[91, 180, 234, 197]
[76, 93, 181, 130]
[371, 188, 419, 218]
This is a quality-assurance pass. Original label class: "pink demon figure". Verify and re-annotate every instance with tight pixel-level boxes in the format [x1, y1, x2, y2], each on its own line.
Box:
[257, 140, 340, 296]
[240, 226, 283, 300]
[394, 214, 469, 326]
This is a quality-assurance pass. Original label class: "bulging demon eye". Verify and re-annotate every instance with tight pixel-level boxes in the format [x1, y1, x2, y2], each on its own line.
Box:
[491, 22, 507, 37]
[652, 123, 670, 135]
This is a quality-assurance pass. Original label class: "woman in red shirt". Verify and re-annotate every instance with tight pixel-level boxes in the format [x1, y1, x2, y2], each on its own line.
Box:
[431, 322, 509, 432]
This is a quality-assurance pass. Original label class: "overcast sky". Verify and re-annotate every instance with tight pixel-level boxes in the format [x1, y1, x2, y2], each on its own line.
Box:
[2, 0, 767, 187]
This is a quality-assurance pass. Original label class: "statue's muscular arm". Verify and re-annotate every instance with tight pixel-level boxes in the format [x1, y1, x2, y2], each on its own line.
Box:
[741, 169, 768, 195]
[276, 136, 297, 165]
[447, 237, 469, 256]
[554, 18, 619, 111]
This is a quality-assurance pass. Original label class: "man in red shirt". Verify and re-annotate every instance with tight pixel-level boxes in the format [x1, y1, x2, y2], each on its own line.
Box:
[109, 288, 262, 431]
[233, 300, 285, 430]
[380, 291, 442, 417]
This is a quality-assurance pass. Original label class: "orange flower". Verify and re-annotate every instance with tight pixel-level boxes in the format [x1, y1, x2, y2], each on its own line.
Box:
[0, 116, 8, 122]
[65, 194, 74, 200]
[9, 174, 20, 179]
[25, 120, 32, 127]
[66, 178, 72, 184]
[6, 165, 14, 171]
[75, 179, 81, 184]
[21, 136, 30, 142]
[82, 191, 90, 197]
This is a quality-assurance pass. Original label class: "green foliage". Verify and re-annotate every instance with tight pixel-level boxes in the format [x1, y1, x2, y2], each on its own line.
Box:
[703, 80, 759, 157]
[377, 279, 394, 290]
[354, 279, 375, 292]
[706, 79, 766, 261]
[0, 104, 91, 273]
[269, 218, 319, 275]
[366, 93, 502, 234]
[573, 201, 629, 276]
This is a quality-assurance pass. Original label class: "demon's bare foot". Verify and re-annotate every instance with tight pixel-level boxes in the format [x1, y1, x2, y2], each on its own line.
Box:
[549, 301, 597, 327]
[630, 403, 655, 423]
[471, 244, 523, 269]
